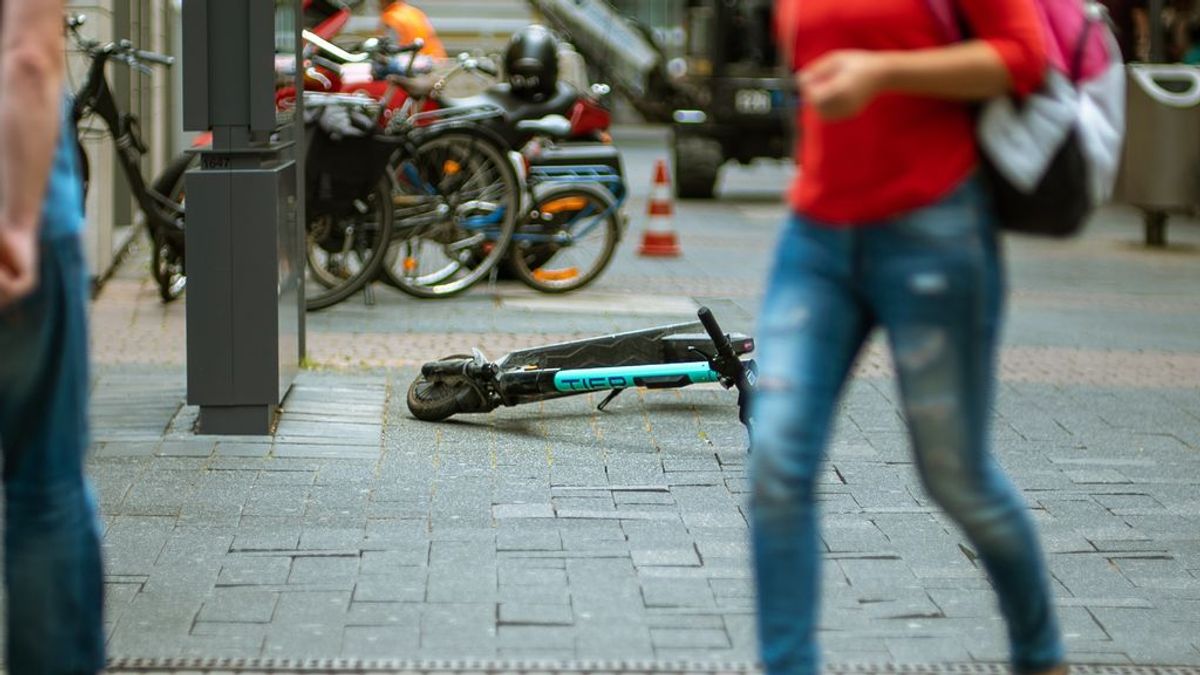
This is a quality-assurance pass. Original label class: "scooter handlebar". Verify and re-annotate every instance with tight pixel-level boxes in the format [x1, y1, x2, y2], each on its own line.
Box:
[698, 307, 737, 364]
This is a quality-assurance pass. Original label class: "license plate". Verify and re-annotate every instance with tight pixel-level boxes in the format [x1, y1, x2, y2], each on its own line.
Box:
[734, 88, 773, 114]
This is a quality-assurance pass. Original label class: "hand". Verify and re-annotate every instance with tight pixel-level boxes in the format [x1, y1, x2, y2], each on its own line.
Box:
[0, 225, 38, 310]
[799, 50, 889, 121]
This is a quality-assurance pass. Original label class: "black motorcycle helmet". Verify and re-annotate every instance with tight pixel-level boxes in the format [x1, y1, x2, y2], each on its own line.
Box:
[504, 25, 559, 100]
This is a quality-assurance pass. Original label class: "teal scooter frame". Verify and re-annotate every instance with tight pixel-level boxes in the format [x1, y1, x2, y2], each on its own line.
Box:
[407, 307, 756, 431]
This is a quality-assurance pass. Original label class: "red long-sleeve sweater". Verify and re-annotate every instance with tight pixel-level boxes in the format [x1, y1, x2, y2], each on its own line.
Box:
[778, 0, 1048, 224]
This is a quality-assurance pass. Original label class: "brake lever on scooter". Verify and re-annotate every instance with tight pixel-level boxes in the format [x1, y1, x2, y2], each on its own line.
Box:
[687, 343, 755, 438]
[695, 307, 756, 439]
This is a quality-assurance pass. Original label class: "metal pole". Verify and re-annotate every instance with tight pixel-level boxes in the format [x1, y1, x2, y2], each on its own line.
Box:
[292, 0, 307, 363]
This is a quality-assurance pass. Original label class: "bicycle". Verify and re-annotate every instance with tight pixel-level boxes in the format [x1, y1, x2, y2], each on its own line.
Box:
[302, 92, 403, 310]
[67, 14, 186, 302]
[371, 52, 628, 297]
[504, 121, 627, 293]
[303, 34, 523, 301]
[406, 307, 756, 437]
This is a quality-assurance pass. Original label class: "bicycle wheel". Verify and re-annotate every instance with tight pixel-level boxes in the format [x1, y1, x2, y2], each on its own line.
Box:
[508, 183, 621, 294]
[148, 152, 195, 303]
[305, 176, 395, 311]
[383, 128, 520, 298]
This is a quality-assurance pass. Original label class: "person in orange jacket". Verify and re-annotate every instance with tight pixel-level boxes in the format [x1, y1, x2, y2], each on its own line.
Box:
[380, 1, 447, 58]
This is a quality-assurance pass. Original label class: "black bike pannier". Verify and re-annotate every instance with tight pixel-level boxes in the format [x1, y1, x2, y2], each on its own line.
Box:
[305, 124, 397, 218]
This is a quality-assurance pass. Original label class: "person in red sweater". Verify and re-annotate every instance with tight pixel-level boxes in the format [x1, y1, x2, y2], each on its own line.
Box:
[750, 1, 1066, 674]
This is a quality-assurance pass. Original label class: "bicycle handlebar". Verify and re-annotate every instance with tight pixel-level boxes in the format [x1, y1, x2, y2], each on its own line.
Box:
[378, 38, 424, 56]
[67, 18, 173, 70]
[134, 49, 174, 67]
[460, 57, 494, 76]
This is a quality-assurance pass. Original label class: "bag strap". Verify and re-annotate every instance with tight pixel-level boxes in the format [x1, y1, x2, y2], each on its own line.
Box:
[1070, 10, 1099, 81]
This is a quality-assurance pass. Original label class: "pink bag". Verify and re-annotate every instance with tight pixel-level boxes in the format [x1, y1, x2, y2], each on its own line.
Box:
[925, 0, 1126, 236]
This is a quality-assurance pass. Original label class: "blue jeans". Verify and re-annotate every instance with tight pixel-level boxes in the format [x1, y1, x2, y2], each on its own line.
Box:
[749, 179, 1063, 674]
[0, 234, 105, 673]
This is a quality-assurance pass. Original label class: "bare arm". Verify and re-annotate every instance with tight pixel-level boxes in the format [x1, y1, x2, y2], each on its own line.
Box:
[800, 42, 1014, 120]
[872, 42, 1015, 100]
[799, 0, 1047, 120]
[1, 0, 67, 234]
[0, 0, 67, 306]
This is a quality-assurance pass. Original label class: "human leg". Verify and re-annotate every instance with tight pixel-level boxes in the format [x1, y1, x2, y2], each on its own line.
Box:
[0, 235, 105, 674]
[867, 181, 1063, 672]
[750, 216, 871, 675]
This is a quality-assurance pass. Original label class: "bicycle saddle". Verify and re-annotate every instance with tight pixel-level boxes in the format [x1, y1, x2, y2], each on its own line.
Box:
[441, 82, 579, 147]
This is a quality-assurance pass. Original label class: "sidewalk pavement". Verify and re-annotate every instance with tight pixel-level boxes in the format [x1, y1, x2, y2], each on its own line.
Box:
[38, 137, 1200, 670]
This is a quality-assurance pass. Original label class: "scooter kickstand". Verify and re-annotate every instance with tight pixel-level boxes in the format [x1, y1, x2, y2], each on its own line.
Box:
[596, 388, 625, 412]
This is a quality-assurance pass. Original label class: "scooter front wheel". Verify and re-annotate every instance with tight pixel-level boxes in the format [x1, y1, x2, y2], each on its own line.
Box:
[407, 355, 487, 422]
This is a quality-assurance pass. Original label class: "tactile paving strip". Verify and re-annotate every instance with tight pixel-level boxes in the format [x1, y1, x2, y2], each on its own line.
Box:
[103, 659, 1200, 675]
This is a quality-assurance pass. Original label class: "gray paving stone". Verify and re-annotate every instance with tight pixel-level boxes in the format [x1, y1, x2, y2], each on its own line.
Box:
[180, 633, 265, 658]
[198, 587, 278, 623]
[243, 484, 310, 517]
[263, 622, 344, 658]
[885, 636, 973, 663]
[273, 590, 352, 624]
[360, 548, 429, 573]
[298, 526, 366, 551]
[158, 440, 218, 457]
[632, 548, 701, 567]
[342, 623, 420, 656]
[497, 625, 576, 649]
[645, 613, 726, 630]
[498, 603, 574, 625]
[499, 564, 566, 587]
[493, 503, 555, 519]
[496, 529, 562, 552]
[254, 469, 317, 486]
[426, 567, 498, 602]
[649, 627, 730, 649]
[288, 555, 359, 587]
[232, 520, 302, 552]
[353, 570, 427, 603]
[641, 578, 717, 609]
[1065, 469, 1134, 485]
[419, 603, 497, 649]
[103, 516, 175, 577]
[218, 555, 293, 586]
[574, 619, 654, 658]
[214, 441, 272, 457]
[345, 601, 421, 626]
[96, 441, 162, 457]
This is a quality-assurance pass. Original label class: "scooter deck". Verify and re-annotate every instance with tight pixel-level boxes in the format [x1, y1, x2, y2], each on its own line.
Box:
[494, 322, 753, 372]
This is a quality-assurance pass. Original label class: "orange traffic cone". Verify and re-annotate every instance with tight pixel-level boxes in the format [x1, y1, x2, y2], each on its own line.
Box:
[638, 160, 682, 257]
